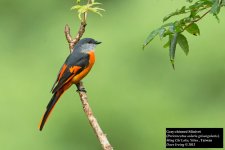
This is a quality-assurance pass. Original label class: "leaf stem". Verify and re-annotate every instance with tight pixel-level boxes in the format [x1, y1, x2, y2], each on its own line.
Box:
[183, 9, 211, 31]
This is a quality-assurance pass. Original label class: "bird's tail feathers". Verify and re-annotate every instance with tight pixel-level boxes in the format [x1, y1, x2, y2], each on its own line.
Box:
[39, 83, 71, 131]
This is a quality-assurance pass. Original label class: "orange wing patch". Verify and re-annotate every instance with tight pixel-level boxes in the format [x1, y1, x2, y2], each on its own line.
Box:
[64, 66, 81, 83]
[69, 66, 81, 73]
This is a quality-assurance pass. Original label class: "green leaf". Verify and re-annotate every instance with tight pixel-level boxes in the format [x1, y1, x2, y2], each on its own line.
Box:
[186, 0, 193, 3]
[159, 23, 175, 37]
[185, 23, 200, 36]
[143, 28, 161, 49]
[91, 2, 102, 5]
[189, 0, 213, 10]
[190, 9, 198, 18]
[71, 2, 105, 20]
[174, 21, 184, 32]
[71, 5, 82, 10]
[169, 33, 178, 69]
[76, 0, 81, 3]
[88, 7, 105, 16]
[163, 35, 172, 48]
[161, 23, 174, 28]
[177, 34, 189, 55]
[163, 40, 170, 48]
[163, 6, 186, 22]
[168, 22, 183, 33]
[214, 14, 220, 22]
[210, 0, 220, 15]
[169, 24, 175, 33]
[222, 0, 225, 6]
[159, 28, 166, 39]
[143, 25, 174, 49]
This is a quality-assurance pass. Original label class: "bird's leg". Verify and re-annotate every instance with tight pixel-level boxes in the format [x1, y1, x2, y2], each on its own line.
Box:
[76, 82, 87, 93]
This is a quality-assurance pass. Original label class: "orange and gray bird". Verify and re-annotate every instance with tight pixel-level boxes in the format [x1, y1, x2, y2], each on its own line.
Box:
[39, 38, 101, 131]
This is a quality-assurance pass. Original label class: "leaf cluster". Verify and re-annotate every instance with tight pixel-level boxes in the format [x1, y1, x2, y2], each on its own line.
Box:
[72, 0, 105, 20]
[143, 0, 224, 69]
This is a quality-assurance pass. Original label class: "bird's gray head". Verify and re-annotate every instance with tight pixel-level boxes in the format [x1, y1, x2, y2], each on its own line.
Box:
[74, 38, 101, 53]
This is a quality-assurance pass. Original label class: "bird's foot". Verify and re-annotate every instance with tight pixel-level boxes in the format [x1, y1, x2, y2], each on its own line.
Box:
[76, 88, 87, 93]
[76, 82, 87, 93]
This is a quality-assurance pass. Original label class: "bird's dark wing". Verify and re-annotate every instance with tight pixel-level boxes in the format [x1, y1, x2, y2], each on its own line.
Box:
[51, 53, 89, 93]
[50, 64, 67, 92]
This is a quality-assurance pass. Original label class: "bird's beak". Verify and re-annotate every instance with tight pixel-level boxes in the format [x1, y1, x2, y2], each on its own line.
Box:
[95, 41, 102, 44]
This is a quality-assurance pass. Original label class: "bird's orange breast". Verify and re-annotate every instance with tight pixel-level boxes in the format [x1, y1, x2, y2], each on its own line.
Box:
[71, 50, 95, 84]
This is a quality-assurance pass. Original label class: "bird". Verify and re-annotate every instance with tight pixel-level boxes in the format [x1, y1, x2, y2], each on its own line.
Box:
[39, 38, 101, 131]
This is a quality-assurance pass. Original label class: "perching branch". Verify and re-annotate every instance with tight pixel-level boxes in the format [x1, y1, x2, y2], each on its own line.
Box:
[76, 82, 113, 150]
[64, 0, 113, 150]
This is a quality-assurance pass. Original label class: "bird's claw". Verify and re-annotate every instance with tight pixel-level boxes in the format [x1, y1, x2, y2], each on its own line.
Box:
[76, 88, 87, 93]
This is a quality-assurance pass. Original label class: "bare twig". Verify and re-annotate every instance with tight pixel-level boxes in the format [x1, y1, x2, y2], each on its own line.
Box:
[64, 0, 91, 52]
[64, 22, 86, 52]
[76, 82, 113, 150]
[64, 1, 113, 150]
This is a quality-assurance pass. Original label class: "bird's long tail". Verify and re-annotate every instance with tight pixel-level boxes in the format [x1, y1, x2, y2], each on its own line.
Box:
[39, 83, 71, 131]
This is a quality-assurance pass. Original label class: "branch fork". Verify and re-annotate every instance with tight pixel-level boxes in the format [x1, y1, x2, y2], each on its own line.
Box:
[64, 22, 86, 52]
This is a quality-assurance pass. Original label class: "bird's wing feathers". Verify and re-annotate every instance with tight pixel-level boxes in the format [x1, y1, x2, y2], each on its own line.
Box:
[51, 64, 67, 92]
[51, 53, 89, 93]
[39, 51, 92, 131]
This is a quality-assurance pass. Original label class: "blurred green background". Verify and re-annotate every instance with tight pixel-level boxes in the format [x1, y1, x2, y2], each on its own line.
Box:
[0, 0, 225, 149]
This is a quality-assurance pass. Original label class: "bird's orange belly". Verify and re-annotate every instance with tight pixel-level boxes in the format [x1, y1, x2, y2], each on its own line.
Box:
[71, 65, 93, 84]
[71, 51, 95, 84]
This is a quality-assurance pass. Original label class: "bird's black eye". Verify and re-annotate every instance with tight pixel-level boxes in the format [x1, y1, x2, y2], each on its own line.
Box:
[88, 40, 92, 44]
